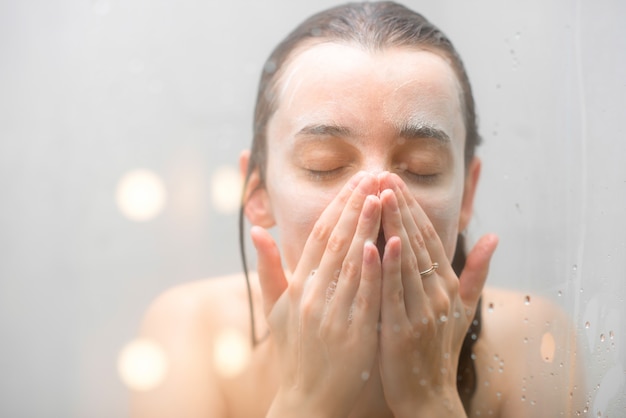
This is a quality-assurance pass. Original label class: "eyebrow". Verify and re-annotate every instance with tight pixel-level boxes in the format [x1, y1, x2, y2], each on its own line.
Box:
[397, 121, 450, 143]
[295, 121, 450, 143]
[296, 124, 353, 138]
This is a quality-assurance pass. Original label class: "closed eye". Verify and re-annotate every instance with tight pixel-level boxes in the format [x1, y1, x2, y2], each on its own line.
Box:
[396, 163, 440, 184]
[305, 167, 347, 181]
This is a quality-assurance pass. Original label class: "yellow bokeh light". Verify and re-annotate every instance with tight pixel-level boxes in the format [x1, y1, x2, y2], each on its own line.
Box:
[116, 169, 167, 221]
[118, 338, 168, 392]
[213, 328, 251, 378]
[210, 165, 242, 214]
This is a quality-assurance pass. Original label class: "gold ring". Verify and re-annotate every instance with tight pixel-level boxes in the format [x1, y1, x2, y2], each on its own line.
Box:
[419, 262, 439, 277]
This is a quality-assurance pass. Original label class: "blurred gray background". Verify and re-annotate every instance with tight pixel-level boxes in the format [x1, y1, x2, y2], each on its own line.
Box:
[1, 0, 624, 416]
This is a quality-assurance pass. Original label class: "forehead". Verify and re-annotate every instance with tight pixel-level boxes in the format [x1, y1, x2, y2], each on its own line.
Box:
[270, 42, 464, 138]
[276, 42, 461, 111]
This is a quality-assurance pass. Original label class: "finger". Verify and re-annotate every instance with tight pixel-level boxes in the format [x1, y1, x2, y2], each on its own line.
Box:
[459, 234, 499, 309]
[294, 171, 368, 287]
[380, 236, 408, 332]
[348, 241, 382, 337]
[380, 174, 432, 276]
[251, 225, 288, 316]
[380, 189, 425, 315]
[329, 195, 381, 322]
[308, 174, 378, 301]
[384, 173, 449, 273]
[382, 173, 455, 312]
[388, 180, 448, 311]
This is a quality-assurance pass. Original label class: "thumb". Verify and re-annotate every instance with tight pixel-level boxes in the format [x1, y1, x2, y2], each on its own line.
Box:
[458, 234, 499, 308]
[250, 225, 288, 316]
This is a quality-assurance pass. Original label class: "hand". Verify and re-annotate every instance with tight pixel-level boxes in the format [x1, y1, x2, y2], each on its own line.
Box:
[251, 172, 384, 418]
[376, 173, 498, 417]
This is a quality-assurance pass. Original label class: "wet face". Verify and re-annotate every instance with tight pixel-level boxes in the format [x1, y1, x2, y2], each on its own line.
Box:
[258, 42, 474, 272]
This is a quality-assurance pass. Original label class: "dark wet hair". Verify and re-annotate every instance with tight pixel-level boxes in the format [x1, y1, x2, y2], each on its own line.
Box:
[238, 1, 483, 413]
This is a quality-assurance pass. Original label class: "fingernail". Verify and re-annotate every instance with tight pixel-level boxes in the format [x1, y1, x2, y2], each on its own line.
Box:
[363, 241, 378, 264]
[386, 236, 401, 257]
[362, 195, 377, 218]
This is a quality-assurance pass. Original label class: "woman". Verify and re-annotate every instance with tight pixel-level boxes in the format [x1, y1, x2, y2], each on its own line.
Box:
[133, 2, 585, 416]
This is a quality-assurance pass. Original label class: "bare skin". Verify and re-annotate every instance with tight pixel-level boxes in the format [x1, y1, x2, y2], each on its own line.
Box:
[131, 44, 586, 417]
[132, 277, 585, 417]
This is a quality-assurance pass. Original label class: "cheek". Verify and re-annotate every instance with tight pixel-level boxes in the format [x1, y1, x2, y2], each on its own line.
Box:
[269, 180, 336, 271]
[414, 186, 464, 261]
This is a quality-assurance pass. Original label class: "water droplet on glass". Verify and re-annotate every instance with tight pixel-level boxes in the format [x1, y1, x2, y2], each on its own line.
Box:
[557, 290, 562, 297]
[585, 321, 590, 329]
[572, 264, 578, 271]
[488, 303, 494, 312]
[439, 315, 448, 323]
[600, 334, 605, 342]
[521, 395, 526, 401]
[361, 370, 370, 381]
[609, 330, 614, 339]
[524, 295, 531, 305]
[515, 32, 521, 40]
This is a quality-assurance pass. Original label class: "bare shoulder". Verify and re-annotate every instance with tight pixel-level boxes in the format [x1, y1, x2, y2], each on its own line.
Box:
[131, 273, 260, 418]
[140, 273, 255, 333]
[472, 286, 587, 417]
[481, 286, 572, 341]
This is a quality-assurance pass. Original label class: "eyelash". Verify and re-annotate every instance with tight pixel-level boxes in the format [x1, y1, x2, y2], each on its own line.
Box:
[306, 167, 345, 181]
[398, 165, 440, 184]
[403, 171, 439, 184]
[304, 167, 439, 184]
